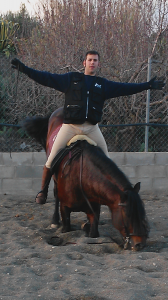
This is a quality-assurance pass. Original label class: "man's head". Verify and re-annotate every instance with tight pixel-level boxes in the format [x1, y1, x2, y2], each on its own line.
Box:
[83, 50, 100, 76]
[84, 50, 100, 61]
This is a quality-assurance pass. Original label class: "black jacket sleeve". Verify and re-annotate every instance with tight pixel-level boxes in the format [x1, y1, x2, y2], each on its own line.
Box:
[104, 79, 150, 100]
[23, 66, 71, 93]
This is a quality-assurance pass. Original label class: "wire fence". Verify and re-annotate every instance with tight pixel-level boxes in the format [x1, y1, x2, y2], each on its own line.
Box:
[0, 54, 168, 153]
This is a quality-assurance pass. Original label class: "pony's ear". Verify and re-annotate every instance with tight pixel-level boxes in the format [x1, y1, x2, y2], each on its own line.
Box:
[133, 182, 141, 193]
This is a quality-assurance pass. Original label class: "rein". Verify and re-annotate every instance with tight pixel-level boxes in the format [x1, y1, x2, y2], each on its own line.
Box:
[79, 150, 99, 221]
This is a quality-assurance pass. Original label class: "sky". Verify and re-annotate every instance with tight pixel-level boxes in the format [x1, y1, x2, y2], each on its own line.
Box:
[0, 0, 37, 16]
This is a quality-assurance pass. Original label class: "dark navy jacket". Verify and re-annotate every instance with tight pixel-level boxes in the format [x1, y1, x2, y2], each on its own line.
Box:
[64, 72, 106, 124]
[23, 66, 150, 124]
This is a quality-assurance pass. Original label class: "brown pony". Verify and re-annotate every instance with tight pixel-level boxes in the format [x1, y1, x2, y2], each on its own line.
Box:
[23, 107, 149, 250]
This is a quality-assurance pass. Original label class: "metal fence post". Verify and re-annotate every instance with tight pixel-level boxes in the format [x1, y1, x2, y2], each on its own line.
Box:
[145, 57, 152, 152]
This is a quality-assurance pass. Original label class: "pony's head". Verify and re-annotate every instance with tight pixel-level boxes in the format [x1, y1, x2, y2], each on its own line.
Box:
[111, 182, 149, 251]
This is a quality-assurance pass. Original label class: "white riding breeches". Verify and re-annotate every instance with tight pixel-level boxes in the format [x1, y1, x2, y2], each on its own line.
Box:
[45, 122, 109, 168]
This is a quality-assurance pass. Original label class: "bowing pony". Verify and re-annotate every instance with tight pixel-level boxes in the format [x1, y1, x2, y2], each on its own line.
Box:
[23, 107, 149, 250]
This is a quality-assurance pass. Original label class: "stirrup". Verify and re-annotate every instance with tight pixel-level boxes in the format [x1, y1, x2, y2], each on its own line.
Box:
[35, 190, 47, 204]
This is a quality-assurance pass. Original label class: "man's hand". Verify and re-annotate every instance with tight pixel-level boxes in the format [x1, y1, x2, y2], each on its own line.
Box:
[149, 76, 165, 90]
[11, 58, 25, 73]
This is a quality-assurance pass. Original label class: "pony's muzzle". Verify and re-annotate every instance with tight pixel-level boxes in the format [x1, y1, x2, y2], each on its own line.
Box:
[133, 242, 145, 251]
[123, 236, 146, 251]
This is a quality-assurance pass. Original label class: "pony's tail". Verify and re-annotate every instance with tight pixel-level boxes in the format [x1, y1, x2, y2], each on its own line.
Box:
[22, 115, 50, 150]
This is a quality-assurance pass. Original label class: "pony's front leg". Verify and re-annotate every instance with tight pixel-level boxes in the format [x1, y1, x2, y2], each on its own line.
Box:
[60, 204, 71, 233]
[87, 204, 100, 238]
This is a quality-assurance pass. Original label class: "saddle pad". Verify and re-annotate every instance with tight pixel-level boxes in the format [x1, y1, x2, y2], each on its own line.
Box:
[67, 134, 97, 147]
[50, 140, 82, 175]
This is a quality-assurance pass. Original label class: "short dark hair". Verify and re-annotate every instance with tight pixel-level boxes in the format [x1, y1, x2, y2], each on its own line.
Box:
[84, 50, 100, 60]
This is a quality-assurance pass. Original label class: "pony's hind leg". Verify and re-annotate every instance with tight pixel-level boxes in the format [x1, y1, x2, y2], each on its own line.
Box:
[87, 204, 100, 238]
[51, 182, 60, 228]
[60, 204, 71, 233]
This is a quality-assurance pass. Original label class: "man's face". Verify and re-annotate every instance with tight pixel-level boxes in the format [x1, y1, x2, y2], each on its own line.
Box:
[83, 54, 100, 76]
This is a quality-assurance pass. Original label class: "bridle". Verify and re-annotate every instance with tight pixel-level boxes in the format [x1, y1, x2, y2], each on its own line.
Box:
[117, 202, 132, 249]
[117, 201, 147, 250]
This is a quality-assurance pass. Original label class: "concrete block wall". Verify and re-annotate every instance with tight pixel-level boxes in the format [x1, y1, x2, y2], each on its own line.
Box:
[0, 152, 54, 196]
[0, 152, 168, 196]
[109, 152, 168, 195]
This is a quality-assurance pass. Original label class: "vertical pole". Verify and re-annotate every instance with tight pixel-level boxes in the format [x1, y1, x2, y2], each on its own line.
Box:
[145, 57, 151, 152]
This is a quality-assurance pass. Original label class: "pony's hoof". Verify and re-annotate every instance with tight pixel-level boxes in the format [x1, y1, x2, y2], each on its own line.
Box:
[89, 232, 99, 238]
[51, 223, 60, 229]
[48, 236, 63, 246]
[62, 227, 71, 233]
[35, 193, 46, 204]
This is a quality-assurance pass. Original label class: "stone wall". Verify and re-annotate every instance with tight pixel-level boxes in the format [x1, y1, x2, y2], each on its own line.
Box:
[0, 152, 168, 196]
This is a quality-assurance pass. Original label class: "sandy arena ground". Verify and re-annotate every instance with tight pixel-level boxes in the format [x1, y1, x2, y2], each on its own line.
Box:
[0, 193, 168, 300]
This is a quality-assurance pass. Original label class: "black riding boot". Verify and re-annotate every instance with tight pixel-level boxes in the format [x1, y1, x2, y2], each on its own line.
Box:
[35, 166, 52, 204]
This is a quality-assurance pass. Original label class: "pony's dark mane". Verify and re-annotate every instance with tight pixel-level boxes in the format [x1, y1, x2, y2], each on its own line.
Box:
[83, 141, 132, 191]
[126, 190, 149, 236]
[22, 115, 50, 150]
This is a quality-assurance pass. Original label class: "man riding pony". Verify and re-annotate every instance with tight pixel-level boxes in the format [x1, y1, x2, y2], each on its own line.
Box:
[11, 50, 165, 204]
